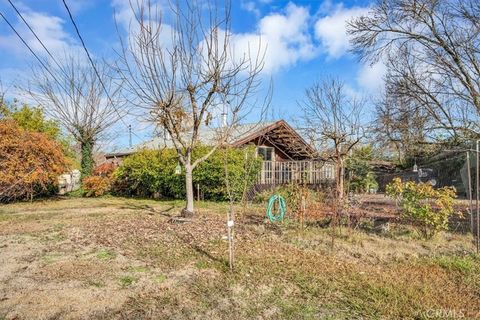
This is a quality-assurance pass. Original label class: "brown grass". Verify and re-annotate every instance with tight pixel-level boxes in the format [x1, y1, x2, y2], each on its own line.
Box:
[0, 196, 478, 319]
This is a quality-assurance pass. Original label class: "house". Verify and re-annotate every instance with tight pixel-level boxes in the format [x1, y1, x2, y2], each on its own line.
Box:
[104, 120, 335, 186]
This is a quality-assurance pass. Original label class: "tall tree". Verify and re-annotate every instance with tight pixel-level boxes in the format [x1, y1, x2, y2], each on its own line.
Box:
[300, 78, 365, 199]
[374, 88, 432, 165]
[114, 0, 268, 217]
[26, 55, 125, 178]
[348, 0, 480, 141]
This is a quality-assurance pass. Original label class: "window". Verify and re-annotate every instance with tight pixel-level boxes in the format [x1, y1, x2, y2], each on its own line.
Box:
[257, 146, 274, 161]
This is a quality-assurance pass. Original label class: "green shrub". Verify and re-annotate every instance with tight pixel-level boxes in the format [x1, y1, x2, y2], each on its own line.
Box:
[112, 146, 261, 201]
[83, 176, 111, 197]
[386, 178, 458, 238]
[112, 148, 184, 198]
[194, 146, 261, 201]
[346, 146, 378, 193]
[1, 102, 76, 162]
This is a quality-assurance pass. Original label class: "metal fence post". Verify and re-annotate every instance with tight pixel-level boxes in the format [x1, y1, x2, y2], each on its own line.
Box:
[467, 151, 474, 235]
[476, 141, 480, 253]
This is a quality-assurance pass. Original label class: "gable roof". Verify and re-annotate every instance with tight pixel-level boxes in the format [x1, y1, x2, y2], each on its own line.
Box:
[232, 120, 316, 159]
[105, 120, 316, 159]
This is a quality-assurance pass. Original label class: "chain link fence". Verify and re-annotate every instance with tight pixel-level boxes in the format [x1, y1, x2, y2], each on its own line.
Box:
[375, 144, 480, 250]
[376, 149, 477, 198]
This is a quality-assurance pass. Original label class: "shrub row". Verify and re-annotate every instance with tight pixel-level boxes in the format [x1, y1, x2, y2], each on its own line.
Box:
[84, 146, 261, 201]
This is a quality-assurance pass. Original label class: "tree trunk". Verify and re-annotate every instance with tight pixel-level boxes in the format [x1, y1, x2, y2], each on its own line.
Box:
[182, 163, 195, 217]
[337, 157, 344, 200]
[80, 138, 94, 179]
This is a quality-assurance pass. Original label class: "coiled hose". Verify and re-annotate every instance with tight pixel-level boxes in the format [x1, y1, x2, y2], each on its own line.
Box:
[266, 194, 286, 222]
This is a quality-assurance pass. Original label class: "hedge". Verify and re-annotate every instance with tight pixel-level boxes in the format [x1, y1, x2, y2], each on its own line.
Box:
[112, 146, 261, 201]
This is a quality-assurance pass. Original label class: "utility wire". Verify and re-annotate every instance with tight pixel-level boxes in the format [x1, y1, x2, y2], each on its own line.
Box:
[0, 9, 129, 152]
[6, 0, 101, 119]
[7, 0, 66, 74]
[61, 0, 141, 142]
[5, 0, 142, 145]
[0, 10, 83, 111]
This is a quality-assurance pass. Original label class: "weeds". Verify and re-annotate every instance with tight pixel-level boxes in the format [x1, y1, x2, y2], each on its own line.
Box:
[433, 255, 478, 275]
[128, 266, 149, 273]
[119, 275, 137, 287]
[96, 248, 116, 260]
[195, 260, 209, 269]
[154, 274, 167, 283]
[87, 279, 106, 288]
[41, 252, 63, 264]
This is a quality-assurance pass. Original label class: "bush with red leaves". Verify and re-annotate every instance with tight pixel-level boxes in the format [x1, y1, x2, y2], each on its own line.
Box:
[82, 175, 111, 197]
[93, 162, 117, 177]
[0, 120, 69, 202]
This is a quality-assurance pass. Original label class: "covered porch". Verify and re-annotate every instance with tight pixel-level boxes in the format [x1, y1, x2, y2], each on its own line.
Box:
[258, 160, 335, 185]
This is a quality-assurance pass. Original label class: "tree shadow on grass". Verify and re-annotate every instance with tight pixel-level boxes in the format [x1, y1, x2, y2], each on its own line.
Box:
[119, 203, 176, 217]
[172, 228, 230, 268]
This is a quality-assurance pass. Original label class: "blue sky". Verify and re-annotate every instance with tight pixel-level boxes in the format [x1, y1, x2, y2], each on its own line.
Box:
[0, 0, 383, 151]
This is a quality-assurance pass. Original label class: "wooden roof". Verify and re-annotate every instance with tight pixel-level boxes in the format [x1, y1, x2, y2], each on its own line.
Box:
[105, 120, 317, 160]
[231, 120, 316, 160]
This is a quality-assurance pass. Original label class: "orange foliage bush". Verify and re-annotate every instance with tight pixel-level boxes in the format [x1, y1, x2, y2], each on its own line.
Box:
[82, 176, 111, 197]
[93, 162, 117, 177]
[0, 120, 68, 202]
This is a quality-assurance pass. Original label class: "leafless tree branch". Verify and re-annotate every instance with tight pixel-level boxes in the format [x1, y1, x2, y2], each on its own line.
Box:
[113, 0, 269, 216]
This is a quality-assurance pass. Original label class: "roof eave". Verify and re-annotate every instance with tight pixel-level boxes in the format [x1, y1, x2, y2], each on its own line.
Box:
[231, 120, 317, 157]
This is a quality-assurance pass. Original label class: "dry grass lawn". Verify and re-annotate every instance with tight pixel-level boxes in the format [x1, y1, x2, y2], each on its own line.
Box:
[0, 196, 479, 319]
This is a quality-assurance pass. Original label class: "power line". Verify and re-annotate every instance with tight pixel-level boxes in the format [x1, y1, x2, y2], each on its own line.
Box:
[2, 2, 141, 145]
[1, 4, 131, 141]
[61, 0, 141, 141]
[5, 0, 99, 117]
[0, 10, 82, 110]
[7, 0, 65, 73]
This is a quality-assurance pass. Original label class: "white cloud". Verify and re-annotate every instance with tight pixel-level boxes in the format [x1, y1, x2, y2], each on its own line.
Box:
[241, 1, 261, 17]
[111, 1, 317, 74]
[356, 61, 386, 92]
[111, 0, 174, 50]
[231, 3, 317, 73]
[23, 11, 77, 53]
[313, 2, 384, 93]
[0, 9, 78, 58]
[111, 0, 136, 30]
[111, 0, 170, 30]
[314, 4, 369, 59]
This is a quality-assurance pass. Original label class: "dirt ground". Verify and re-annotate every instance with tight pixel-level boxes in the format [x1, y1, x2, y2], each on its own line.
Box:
[0, 196, 479, 319]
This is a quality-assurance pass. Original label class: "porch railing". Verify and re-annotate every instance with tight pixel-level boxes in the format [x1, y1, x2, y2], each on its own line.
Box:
[258, 160, 335, 185]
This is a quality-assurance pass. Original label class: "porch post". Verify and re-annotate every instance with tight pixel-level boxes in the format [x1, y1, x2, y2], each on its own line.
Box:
[309, 161, 312, 184]
[261, 161, 265, 184]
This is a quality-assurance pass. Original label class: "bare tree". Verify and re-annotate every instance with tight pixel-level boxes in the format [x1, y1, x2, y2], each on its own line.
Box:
[374, 86, 433, 165]
[348, 0, 480, 140]
[26, 54, 125, 178]
[300, 78, 365, 199]
[114, 0, 268, 217]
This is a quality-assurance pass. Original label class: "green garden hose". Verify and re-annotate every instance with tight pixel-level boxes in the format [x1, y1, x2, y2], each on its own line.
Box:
[266, 194, 287, 222]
